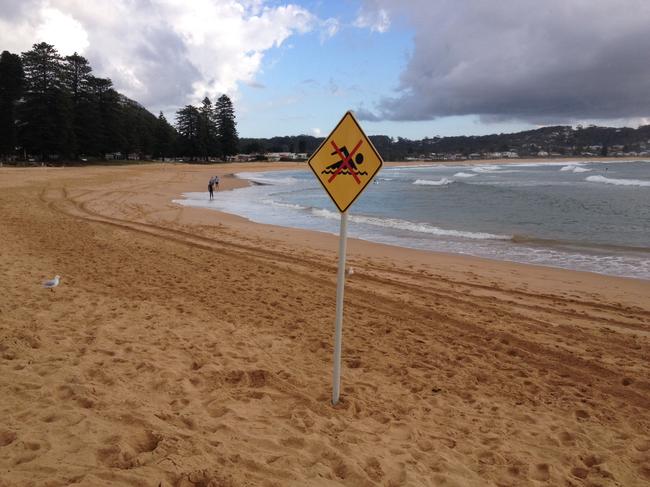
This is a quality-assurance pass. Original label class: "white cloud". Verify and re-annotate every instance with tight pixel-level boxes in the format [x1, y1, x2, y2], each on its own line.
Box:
[36, 6, 89, 55]
[320, 18, 340, 43]
[0, 0, 317, 114]
[353, 4, 390, 33]
[311, 127, 322, 136]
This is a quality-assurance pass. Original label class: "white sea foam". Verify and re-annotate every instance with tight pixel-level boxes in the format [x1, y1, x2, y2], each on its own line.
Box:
[454, 172, 477, 178]
[586, 175, 650, 187]
[413, 178, 454, 186]
[310, 208, 510, 240]
[311, 208, 340, 220]
[173, 193, 217, 208]
[471, 165, 501, 173]
[560, 165, 591, 173]
[235, 172, 298, 186]
[262, 199, 306, 210]
[391, 164, 441, 169]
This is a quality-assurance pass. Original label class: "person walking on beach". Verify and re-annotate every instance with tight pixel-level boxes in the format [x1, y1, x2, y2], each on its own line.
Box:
[208, 178, 214, 200]
[213, 175, 220, 191]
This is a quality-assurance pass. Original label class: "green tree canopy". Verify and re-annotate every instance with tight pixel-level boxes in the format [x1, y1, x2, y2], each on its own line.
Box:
[215, 94, 238, 158]
[0, 50, 24, 157]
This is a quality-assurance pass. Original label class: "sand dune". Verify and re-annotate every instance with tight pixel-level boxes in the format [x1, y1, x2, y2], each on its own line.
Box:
[0, 163, 648, 486]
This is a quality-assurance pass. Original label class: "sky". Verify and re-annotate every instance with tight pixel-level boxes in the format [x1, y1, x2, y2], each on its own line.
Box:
[1, 0, 650, 139]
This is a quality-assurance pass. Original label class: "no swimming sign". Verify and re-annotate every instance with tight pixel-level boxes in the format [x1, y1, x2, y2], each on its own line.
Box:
[308, 111, 383, 213]
[308, 111, 383, 405]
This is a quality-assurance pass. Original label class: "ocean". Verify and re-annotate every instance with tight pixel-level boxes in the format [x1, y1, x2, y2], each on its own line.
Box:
[173, 160, 650, 280]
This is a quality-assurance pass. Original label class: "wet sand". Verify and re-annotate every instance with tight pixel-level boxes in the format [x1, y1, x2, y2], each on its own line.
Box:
[0, 162, 648, 486]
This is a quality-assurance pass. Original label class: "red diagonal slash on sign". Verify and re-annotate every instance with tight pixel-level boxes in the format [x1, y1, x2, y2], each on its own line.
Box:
[328, 139, 363, 184]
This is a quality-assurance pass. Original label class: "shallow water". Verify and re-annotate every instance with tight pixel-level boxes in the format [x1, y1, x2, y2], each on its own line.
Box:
[174, 160, 650, 280]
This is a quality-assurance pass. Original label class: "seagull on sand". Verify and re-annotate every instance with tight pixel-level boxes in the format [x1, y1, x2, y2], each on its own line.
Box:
[43, 275, 61, 291]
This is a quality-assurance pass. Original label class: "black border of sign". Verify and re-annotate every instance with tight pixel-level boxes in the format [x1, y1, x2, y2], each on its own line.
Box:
[307, 110, 384, 213]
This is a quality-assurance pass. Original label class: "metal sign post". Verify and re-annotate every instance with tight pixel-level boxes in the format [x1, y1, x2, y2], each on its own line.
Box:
[307, 111, 383, 406]
[331, 211, 348, 405]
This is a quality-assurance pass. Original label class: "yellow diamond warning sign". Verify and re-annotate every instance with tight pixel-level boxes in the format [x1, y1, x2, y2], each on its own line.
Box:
[308, 111, 383, 213]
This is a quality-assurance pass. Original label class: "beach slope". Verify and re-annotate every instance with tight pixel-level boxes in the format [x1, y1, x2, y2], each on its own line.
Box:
[0, 164, 648, 486]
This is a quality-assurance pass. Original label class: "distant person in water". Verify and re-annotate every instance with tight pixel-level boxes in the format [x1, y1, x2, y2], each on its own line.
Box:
[208, 178, 214, 200]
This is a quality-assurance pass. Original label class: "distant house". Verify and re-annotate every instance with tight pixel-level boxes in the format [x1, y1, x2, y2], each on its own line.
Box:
[265, 152, 303, 161]
[265, 153, 282, 162]
[231, 154, 257, 162]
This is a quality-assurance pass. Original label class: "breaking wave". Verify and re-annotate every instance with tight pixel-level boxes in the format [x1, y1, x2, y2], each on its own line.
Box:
[310, 208, 510, 240]
[586, 175, 650, 187]
[413, 178, 454, 186]
[471, 165, 501, 173]
[235, 172, 298, 186]
[560, 165, 591, 173]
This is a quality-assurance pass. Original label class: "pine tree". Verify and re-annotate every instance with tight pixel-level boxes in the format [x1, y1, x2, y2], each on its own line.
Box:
[198, 97, 218, 161]
[20, 42, 73, 160]
[0, 51, 24, 159]
[63, 53, 93, 158]
[154, 112, 176, 160]
[176, 105, 201, 160]
[88, 76, 122, 155]
[215, 94, 238, 159]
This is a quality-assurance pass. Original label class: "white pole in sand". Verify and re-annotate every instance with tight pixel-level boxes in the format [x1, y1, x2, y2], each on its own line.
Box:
[332, 210, 349, 405]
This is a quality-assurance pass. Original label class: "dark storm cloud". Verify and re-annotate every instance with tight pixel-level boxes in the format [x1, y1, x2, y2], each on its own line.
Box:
[359, 0, 650, 123]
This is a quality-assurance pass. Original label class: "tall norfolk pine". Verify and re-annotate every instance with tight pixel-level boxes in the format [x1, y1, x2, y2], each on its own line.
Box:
[0, 42, 172, 162]
[175, 94, 238, 161]
[19, 42, 73, 160]
[0, 50, 24, 157]
[215, 94, 238, 158]
[0, 41, 241, 162]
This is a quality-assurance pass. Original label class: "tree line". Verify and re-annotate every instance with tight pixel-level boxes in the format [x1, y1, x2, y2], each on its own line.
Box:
[0, 42, 238, 163]
[242, 125, 650, 161]
[175, 95, 238, 161]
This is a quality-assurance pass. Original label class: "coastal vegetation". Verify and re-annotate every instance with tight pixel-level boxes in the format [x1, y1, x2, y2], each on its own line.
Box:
[0, 42, 238, 164]
[2, 43, 649, 164]
[240, 124, 650, 162]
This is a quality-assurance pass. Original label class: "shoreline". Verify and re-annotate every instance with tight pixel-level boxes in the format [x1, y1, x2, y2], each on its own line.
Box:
[176, 159, 650, 282]
[1, 163, 649, 486]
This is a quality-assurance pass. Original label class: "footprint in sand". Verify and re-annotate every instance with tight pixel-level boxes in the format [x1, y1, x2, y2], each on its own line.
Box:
[559, 431, 576, 446]
[0, 430, 17, 447]
[530, 463, 550, 481]
[97, 430, 161, 470]
[575, 409, 590, 421]
[634, 438, 650, 452]
[571, 466, 589, 479]
[364, 457, 385, 482]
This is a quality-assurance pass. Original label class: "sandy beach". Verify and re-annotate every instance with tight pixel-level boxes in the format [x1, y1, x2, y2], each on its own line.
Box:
[0, 162, 649, 486]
